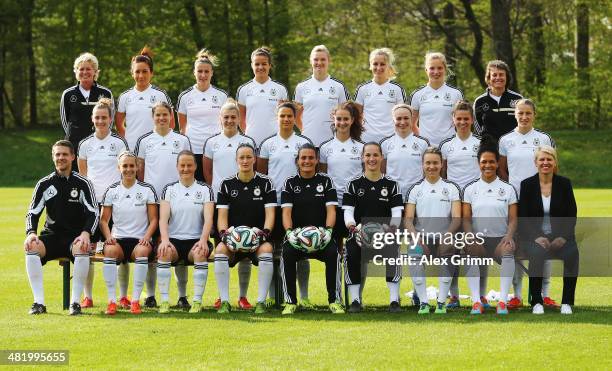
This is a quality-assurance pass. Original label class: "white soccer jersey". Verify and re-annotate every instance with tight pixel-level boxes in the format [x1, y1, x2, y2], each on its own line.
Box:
[258, 133, 312, 203]
[410, 83, 463, 146]
[177, 85, 228, 154]
[203, 132, 256, 197]
[237, 78, 288, 146]
[319, 137, 364, 205]
[294, 75, 349, 146]
[102, 181, 158, 239]
[161, 180, 214, 240]
[354, 80, 407, 143]
[78, 133, 128, 203]
[380, 133, 430, 198]
[117, 85, 173, 150]
[462, 177, 517, 237]
[439, 134, 481, 189]
[135, 131, 192, 197]
[406, 178, 461, 233]
[498, 128, 555, 194]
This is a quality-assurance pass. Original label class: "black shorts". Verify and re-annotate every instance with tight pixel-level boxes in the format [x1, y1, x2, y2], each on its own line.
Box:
[211, 207, 220, 241]
[194, 154, 205, 183]
[482, 237, 504, 257]
[39, 229, 80, 265]
[333, 205, 348, 240]
[170, 238, 212, 265]
[229, 251, 259, 268]
[92, 204, 112, 243]
[106, 238, 153, 264]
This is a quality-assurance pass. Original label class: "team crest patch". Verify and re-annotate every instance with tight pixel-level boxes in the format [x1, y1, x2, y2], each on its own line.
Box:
[173, 140, 180, 150]
[412, 143, 420, 151]
[70, 95, 78, 103]
[231, 190, 238, 197]
[270, 88, 277, 97]
[417, 190, 423, 198]
[253, 188, 261, 196]
[498, 188, 506, 197]
[329, 86, 336, 95]
[70, 189, 78, 198]
[444, 92, 451, 101]
[316, 184, 324, 192]
[482, 103, 489, 112]
[212, 95, 218, 104]
[533, 138, 540, 146]
[510, 99, 518, 108]
[187, 98, 194, 106]
[294, 186, 301, 194]
[472, 144, 479, 152]
[357, 188, 365, 197]
[269, 144, 277, 153]
[213, 142, 220, 151]
[381, 188, 388, 197]
[442, 188, 449, 196]
[295, 143, 302, 151]
[351, 146, 358, 154]
[195, 191, 203, 200]
[389, 90, 396, 99]
[136, 192, 144, 201]
[109, 143, 117, 152]
[150, 96, 156, 103]
[325, 147, 333, 156]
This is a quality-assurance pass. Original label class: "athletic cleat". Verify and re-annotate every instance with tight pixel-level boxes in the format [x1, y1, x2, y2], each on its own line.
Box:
[507, 297, 523, 310]
[532, 303, 544, 314]
[189, 301, 202, 313]
[80, 297, 93, 308]
[159, 301, 170, 314]
[543, 297, 560, 308]
[389, 301, 402, 313]
[144, 296, 157, 308]
[105, 302, 117, 315]
[446, 296, 460, 309]
[28, 303, 47, 315]
[480, 296, 491, 309]
[254, 302, 267, 314]
[418, 303, 431, 314]
[214, 297, 221, 309]
[470, 302, 484, 315]
[237, 297, 253, 310]
[412, 292, 420, 307]
[435, 302, 447, 314]
[265, 298, 276, 308]
[329, 302, 345, 314]
[496, 301, 509, 315]
[560, 304, 573, 314]
[119, 296, 131, 309]
[282, 303, 297, 315]
[69, 302, 82, 315]
[348, 300, 362, 313]
[217, 301, 231, 314]
[176, 296, 191, 310]
[299, 298, 315, 310]
[130, 301, 142, 314]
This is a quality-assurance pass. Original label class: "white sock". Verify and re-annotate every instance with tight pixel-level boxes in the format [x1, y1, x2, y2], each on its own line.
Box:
[71, 254, 89, 304]
[268, 279, 276, 300]
[103, 258, 117, 303]
[348, 284, 361, 303]
[238, 259, 251, 298]
[410, 259, 428, 304]
[118, 263, 129, 298]
[157, 261, 172, 302]
[466, 264, 480, 303]
[132, 257, 149, 302]
[297, 259, 310, 300]
[214, 254, 230, 302]
[479, 265, 488, 297]
[513, 262, 523, 299]
[174, 264, 188, 298]
[387, 281, 400, 303]
[257, 253, 274, 303]
[450, 275, 459, 297]
[84, 262, 94, 299]
[26, 252, 45, 305]
[500, 255, 515, 304]
[146, 262, 156, 298]
[438, 264, 454, 303]
[193, 263, 208, 302]
[542, 260, 552, 297]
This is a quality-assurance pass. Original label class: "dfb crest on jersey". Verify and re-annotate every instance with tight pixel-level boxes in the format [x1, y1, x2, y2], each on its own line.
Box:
[136, 192, 144, 201]
[294, 186, 301, 194]
[269, 144, 277, 153]
[498, 188, 506, 197]
[329, 86, 336, 95]
[173, 140, 180, 150]
[381, 188, 388, 197]
[472, 144, 479, 152]
[357, 188, 365, 197]
[150, 96, 156, 103]
[417, 190, 423, 198]
[420, 94, 427, 102]
[70, 95, 78, 103]
[442, 187, 449, 197]
[482, 103, 490, 112]
[195, 191, 203, 200]
[510, 99, 518, 108]
[109, 143, 117, 153]
[325, 147, 333, 156]
[146, 143, 154, 151]
[412, 142, 420, 151]
[187, 98, 194, 106]
[533, 138, 540, 146]
[444, 92, 451, 101]
[316, 184, 324, 193]
[351, 146, 359, 154]
[253, 187, 261, 196]
[295, 143, 302, 151]
[212, 95, 219, 104]
[270, 88, 277, 97]
[389, 90, 396, 99]
[231, 190, 239, 197]
[70, 188, 78, 198]
[213, 142, 220, 151]
[113, 192, 120, 201]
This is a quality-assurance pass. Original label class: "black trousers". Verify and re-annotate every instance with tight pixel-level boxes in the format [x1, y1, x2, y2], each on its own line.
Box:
[525, 239, 579, 305]
[280, 240, 341, 304]
[344, 236, 401, 285]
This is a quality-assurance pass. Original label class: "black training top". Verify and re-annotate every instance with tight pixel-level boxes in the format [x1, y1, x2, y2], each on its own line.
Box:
[60, 82, 113, 147]
[342, 174, 403, 224]
[216, 173, 277, 229]
[281, 173, 338, 229]
[473, 88, 522, 141]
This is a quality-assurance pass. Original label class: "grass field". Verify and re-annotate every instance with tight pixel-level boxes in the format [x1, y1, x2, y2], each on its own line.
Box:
[1, 188, 611, 370]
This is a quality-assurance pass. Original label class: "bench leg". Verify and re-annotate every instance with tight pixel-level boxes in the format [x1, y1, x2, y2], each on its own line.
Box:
[62, 261, 70, 310]
[273, 259, 282, 309]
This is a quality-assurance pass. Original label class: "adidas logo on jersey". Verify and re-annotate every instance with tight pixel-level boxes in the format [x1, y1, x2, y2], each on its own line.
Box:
[126, 195, 131, 198]
[430, 189, 436, 193]
[202, 98, 206, 101]
[260, 89, 265, 93]
[185, 193, 189, 196]
[227, 143, 232, 147]
[522, 140, 528, 144]
[100, 146, 105, 149]
[488, 189, 493, 193]
[162, 142, 166, 145]
[462, 147, 467, 150]
[402, 144, 407, 148]
[139, 97, 144, 100]
[341, 148, 346, 152]
[378, 91, 383, 95]
[284, 145, 289, 148]
[318, 88, 323, 91]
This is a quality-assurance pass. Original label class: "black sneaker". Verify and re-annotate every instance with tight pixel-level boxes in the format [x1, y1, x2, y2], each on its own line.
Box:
[144, 296, 157, 308]
[389, 301, 402, 313]
[348, 300, 362, 313]
[176, 296, 191, 310]
[29, 303, 47, 315]
[69, 302, 82, 315]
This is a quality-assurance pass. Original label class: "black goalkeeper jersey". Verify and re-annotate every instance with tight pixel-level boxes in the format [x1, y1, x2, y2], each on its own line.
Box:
[216, 173, 277, 229]
[281, 173, 338, 228]
[342, 174, 403, 224]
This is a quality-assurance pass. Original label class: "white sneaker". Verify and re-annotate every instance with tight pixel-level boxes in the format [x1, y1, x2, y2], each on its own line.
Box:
[560, 304, 573, 314]
[532, 303, 544, 314]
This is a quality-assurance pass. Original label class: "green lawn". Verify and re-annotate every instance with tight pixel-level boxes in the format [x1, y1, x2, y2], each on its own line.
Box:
[1, 188, 611, 369]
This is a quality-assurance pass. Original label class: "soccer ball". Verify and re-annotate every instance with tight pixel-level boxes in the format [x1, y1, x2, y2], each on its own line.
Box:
[226, 226, 260, 252]
[295, 226, 325, 253]
[358, 222, 385, 248]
